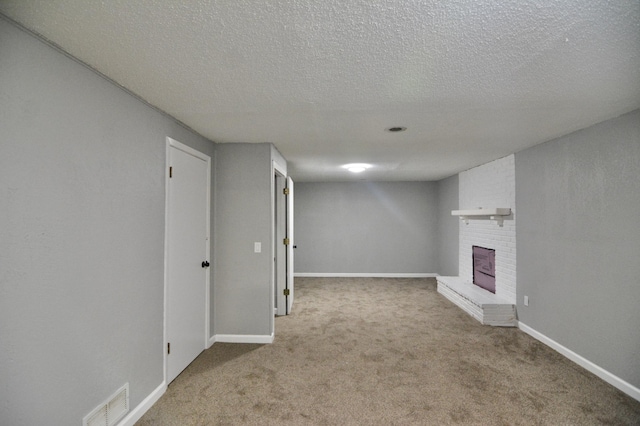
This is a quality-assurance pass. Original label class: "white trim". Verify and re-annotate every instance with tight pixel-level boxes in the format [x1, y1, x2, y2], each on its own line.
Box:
[167, 137, 209, 160]
[273, 160, 286, 176]
[519, 322, 640, 402]
[273, 169, 287, 317]
[215, 333, 275, 344]
[285, 176, 294, 315]
[294, 273, 438, 278]
[207, 335, 216, 348]
[119, 382, 166, 426]
[204, 154, 211, 351]
[271, 161, 287, 336]
[163, 140, 171, 387]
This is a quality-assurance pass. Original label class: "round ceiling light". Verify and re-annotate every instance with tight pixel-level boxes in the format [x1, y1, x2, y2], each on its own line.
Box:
[386, 126, 407, 132]
[342, 163, 372, 173]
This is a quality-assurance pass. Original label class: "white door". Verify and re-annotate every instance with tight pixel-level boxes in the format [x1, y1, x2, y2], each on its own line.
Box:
[165, 138, 210, 384]
[275, 172, 287, 316]
[286, 177, 294, 314]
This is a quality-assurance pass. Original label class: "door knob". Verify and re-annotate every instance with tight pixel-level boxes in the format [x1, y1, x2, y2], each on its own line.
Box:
[202, 261, 210, 268]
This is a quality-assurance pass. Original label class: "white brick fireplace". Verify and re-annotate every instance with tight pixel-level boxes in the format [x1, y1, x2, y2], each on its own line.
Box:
[437, 155, 517, 326]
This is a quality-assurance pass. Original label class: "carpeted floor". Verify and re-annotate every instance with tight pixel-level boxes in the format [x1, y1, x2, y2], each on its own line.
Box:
[136, 277, 640, 425]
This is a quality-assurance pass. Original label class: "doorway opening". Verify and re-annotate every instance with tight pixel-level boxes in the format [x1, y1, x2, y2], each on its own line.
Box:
[273, 162, 294, 317]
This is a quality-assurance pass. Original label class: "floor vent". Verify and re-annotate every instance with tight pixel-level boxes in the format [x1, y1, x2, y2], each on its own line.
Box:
[83, 383, 129, 426]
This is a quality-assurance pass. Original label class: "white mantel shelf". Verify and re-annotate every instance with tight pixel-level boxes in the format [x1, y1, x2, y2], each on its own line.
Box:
[451, 208, 511, 226]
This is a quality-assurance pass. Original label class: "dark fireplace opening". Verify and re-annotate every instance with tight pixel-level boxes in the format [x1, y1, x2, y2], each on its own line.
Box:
[473, 246, 495, 293]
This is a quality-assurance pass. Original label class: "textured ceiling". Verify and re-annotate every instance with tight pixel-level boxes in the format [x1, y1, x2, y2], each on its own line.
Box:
[2, 0, 639, 181]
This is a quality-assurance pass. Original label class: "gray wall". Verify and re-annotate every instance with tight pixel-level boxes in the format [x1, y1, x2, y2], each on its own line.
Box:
[294, 181, 438, 274]
[0, 18, 215, 424]
[213, 143, 274, 337]
[436, 174, 459, 276]
[515, 109, 640, 389]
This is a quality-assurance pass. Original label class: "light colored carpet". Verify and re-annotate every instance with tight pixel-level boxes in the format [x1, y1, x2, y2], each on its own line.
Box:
[136, 277, 640, 425]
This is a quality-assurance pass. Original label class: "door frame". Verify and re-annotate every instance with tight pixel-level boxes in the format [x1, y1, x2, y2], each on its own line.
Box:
[163, 137, 211, 384]
[273, 161, 287, 318]
[285, 176, 294, 314]
[274, 164, 295, 316]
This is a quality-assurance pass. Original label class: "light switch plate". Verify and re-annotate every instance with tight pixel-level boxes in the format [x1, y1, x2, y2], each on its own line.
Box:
[254, 242, 261, 253]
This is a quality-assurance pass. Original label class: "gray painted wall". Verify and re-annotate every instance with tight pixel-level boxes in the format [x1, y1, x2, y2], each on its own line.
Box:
[0, 18, 215, 424]
[294, 181, 438, 274]
[213, 143, 275, 337]
[436, 174, 459, 276]
[515, 109, 640, 389]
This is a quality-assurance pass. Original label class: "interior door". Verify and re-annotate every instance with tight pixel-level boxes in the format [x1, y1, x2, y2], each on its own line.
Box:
[285, 177, 294, 314]
[166, 139, 210, 384]
[275, 172, 287, 316]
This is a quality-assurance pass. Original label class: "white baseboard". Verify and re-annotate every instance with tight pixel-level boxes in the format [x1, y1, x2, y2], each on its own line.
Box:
[119, 381, 166, 426]
[214, 333, 274, 344]
[519, 322, 640, 402]
[294, 273, 438, 278]
[115, 332, 272, 425]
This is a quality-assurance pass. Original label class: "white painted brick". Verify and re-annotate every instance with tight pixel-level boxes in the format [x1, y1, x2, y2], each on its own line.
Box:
[458, 155, 516, 304]
[437, 277, 516, 327]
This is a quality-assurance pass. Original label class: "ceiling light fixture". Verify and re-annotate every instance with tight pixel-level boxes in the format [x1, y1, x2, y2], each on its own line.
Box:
[386, 126, 407, 132]
[342, 163, 372, 173]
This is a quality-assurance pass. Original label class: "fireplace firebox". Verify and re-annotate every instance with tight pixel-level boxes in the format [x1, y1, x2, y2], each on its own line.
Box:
[472, 246, 495, 293]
